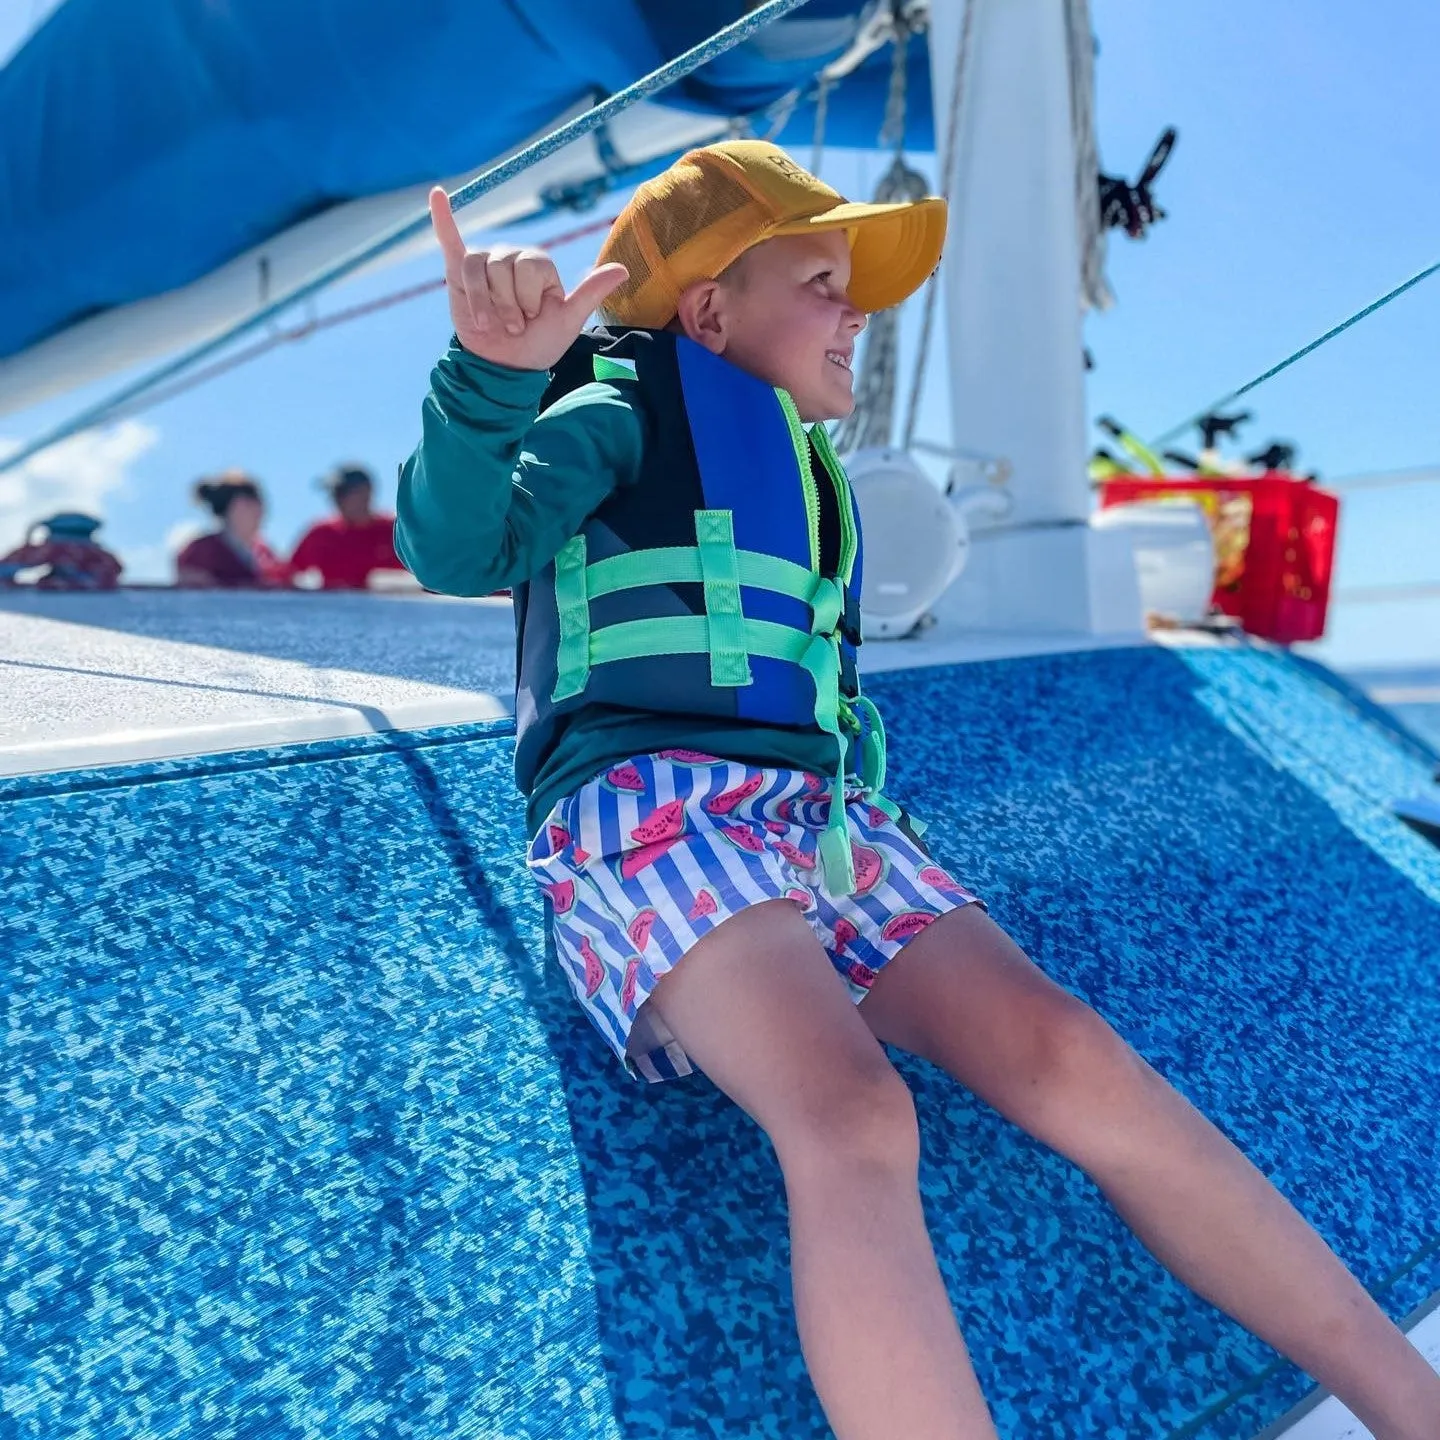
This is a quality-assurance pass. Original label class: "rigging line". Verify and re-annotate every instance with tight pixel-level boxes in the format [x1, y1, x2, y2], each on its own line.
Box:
[1326, 466, 1440, 492]
[1335, 580, 1440, 604]
[0, 0, 815, 477]
[1149, 254, 1440, 450]
[900, 0, 976, 450]
[98, 213, 620, 424]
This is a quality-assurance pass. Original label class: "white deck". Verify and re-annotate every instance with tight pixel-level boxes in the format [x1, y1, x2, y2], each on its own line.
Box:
[0, 588, 1150, 777]
[0, 589, 518, 775]
[1260, 1298, 1440, 1438]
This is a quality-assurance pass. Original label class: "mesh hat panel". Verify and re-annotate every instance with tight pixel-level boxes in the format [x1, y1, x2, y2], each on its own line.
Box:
[645, 160, 754, 258]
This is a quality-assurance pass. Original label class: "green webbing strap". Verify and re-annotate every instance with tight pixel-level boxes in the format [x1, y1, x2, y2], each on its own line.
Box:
[809, 574, 843, 638]
[796, 630, 856, 895]
[551, 536, 592, 701]
[849, 693, 888, 796]
[694, 510, 751, 687]
[584, 546, 817, 604]
[592, 355, 637, 384]
[840, 691, 898, 829]
[547, 531, 872, 890]
[588, 615, 808, 668]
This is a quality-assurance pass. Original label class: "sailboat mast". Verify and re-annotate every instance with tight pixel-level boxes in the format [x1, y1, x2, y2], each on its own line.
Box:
[927, 0, 1088, 525]
[926, 0, 1141, 635]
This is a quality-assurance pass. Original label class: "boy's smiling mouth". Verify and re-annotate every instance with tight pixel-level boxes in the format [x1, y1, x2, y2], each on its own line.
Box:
[825, 348, 853, 371]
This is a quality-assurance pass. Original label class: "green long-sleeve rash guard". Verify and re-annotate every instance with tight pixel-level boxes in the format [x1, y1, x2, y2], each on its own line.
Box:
[396, 341, 844, 839]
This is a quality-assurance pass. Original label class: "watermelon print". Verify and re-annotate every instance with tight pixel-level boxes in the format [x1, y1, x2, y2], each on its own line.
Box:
[719, 824, 766, 855]
[543, 879, 575, 915]
[577, 934, 606, 998]
[919, 864, 965, 893]
[630, 798, 686, 845]
[620, 957, 644, 1015]
[603, 763, 647, 794]
[527, 752, 980, 1085]
[847, 959, 879, 989]
[627, 908, 658, 951]
[770, 837, 816, 871]
[851, 843, 887, 895]
[880, 911, 938, 943]
[617, 834, 684, 881]
[704, 773, 766, 815]
[686, 889, 718, 921]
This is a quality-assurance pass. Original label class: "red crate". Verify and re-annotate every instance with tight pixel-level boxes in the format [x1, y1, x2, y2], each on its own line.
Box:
[1098, 472, 1340, 643]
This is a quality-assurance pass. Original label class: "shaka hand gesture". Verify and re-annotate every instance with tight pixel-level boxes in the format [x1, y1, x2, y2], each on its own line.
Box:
[429, 186, 628, 371]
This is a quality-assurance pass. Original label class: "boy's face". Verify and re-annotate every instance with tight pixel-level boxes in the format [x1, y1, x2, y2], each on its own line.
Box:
[676, 231, 866, 423]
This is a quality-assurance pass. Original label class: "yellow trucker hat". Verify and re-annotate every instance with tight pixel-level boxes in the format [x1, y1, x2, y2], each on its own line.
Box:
[596, 139, 947, 327]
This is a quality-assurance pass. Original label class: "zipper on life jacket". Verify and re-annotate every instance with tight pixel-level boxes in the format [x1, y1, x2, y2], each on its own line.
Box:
[774, 388, 821, 575]
[809, 420, 857, 589]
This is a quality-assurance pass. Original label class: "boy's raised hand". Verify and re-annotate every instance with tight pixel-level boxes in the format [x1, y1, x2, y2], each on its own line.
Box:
[430, 188, 629, 371]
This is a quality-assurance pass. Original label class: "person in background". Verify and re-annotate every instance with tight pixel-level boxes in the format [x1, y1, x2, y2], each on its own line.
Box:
[289, 464, 404, 591]
[175, 471, 290, 588]
[0, 511, 123, 589]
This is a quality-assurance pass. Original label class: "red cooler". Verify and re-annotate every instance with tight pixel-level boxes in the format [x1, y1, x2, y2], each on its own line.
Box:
[1098, 472, 1340, 644]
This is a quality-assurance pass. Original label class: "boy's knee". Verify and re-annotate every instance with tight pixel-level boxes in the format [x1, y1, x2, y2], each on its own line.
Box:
[1011, 990, 1149, 1130]
[770, 1053, 919, 1176]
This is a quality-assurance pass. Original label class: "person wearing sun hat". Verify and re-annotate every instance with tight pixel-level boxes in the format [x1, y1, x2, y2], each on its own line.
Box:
[399, 135, 951, 894]
[394, 138, 1435, 1440]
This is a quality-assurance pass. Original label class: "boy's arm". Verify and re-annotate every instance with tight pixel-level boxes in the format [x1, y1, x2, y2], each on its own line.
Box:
[398, 188, 634, 596]
[395, 341, 643, 596]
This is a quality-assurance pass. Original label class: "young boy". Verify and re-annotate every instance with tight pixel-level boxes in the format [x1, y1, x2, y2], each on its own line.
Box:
[398, 141, 1438, 1439]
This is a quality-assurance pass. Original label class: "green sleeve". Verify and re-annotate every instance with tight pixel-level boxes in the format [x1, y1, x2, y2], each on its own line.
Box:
[395, 341, 644, 596]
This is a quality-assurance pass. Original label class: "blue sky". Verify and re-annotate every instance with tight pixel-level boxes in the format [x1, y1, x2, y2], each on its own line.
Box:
[2, 0, 1437, 665]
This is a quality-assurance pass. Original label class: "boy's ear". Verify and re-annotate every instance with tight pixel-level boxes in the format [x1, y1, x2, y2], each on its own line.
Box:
[674, 279, 727, 354]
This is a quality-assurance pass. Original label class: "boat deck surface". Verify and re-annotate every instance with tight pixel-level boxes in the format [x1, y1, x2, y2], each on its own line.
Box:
[3, 591, 1437, 1438]
[0, 588, 1163, 775]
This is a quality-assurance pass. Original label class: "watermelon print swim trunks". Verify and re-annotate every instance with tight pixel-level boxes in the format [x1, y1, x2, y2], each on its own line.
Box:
[526, 751, 982, 1083]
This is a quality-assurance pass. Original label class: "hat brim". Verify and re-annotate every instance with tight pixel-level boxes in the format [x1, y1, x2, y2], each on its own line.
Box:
[772, 196, 947, 313]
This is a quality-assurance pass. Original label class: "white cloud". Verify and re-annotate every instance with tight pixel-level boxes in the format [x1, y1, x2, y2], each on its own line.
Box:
[0, 421, 159, 555]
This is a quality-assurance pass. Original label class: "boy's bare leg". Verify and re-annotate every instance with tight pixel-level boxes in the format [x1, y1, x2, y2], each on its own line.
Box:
[861, 905, 1440, 1440]
[647, 900, 998, 1440]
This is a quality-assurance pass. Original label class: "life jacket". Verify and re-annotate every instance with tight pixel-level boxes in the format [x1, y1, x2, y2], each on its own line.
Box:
[513, 327, 898, 892]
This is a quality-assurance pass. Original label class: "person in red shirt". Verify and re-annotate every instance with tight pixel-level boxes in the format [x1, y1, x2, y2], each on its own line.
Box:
[175, 472, 291, 588]
[289, 465, 404, 591]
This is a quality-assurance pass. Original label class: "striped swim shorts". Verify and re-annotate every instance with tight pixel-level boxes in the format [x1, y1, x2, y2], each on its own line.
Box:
[526, 750, 981, 1083]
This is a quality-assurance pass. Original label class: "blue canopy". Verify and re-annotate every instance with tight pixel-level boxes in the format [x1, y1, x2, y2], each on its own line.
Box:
[0, 0, 933, 363]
